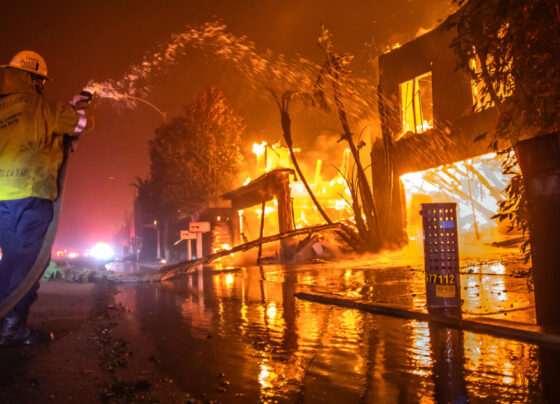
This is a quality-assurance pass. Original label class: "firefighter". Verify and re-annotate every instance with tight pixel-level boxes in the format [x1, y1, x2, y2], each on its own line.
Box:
[0, 51, 93, 345]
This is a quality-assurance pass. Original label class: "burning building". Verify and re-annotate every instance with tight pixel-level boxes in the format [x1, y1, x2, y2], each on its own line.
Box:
[209, 14, 519, 261]
[142, 12, 525, 264]
[220, 143, 353, 262]
[374, 14, 516, 249]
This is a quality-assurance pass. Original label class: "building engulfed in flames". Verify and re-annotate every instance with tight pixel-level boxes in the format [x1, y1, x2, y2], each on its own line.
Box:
[216, 142, 354, 259]
[373, 12, 518, 250]
[241, 142, 352, 234]
[211, 13, 518, 259]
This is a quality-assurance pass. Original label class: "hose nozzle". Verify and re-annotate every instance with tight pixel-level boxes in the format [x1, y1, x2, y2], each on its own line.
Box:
[70, 90, 93, 109]
[80, 90, 93, 103]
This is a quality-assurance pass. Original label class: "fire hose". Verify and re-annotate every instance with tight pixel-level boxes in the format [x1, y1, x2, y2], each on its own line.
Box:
[0, 91, 92, 320]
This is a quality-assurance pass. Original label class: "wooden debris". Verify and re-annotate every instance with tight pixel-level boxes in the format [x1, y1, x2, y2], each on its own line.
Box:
[159, 223, 347, 280]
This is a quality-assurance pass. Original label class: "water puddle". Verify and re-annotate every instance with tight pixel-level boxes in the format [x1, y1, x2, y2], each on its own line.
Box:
[112, 259, 557, 402]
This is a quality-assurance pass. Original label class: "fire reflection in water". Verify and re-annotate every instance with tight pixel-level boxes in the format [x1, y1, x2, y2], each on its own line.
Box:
[463, 332, 539, 402]
[461, 261, 535, 323]
[137, 263, 549, 402]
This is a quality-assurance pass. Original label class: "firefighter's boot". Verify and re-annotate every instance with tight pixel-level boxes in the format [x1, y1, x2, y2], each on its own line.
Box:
[0, 306, 49, 346]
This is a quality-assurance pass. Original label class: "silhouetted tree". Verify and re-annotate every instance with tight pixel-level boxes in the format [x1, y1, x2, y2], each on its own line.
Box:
[148, 87, 245, 216]
[316, 26, 382, 252]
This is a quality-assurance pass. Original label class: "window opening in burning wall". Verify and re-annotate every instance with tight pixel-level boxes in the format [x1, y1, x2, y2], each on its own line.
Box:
[399, 71, 433, 135]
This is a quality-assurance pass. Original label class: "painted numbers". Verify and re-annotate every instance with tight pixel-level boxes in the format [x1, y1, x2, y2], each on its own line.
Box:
[425, 273, 456, 284]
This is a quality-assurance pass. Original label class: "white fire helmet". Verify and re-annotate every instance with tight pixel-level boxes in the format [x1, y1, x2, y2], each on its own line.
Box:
[6, 50, 50, 80]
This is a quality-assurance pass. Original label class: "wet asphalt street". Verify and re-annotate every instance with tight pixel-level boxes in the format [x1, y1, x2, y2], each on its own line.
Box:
[1, 256, 560, 403]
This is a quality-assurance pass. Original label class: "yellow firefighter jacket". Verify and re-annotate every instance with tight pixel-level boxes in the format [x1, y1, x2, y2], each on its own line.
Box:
[0, 68, 85, 201]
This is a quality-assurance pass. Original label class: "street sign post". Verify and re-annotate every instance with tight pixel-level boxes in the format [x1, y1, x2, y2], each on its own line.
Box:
[187, 222, 211, 259]
[180, 230, 197, 240]
[179, 230, 197, 260]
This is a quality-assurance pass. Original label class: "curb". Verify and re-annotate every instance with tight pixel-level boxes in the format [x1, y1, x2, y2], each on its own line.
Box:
[295, 292, 560, 347]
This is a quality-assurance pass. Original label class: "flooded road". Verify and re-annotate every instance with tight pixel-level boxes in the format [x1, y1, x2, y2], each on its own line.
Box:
[111, 260, 560, 403]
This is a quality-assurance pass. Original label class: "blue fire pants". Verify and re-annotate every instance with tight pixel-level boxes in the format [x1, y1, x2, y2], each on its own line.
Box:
[0, 197, 53, 316]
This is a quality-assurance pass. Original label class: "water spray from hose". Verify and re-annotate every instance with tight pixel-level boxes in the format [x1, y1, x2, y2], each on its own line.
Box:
[83, 82, 167, 123]
[78, 20, 381, 127]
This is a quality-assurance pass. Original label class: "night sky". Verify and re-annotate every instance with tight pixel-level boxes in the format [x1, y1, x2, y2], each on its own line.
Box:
[0, 0, 453, 251]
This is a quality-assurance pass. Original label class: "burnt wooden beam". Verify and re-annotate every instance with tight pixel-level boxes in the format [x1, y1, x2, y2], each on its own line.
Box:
[160, 222, 347, 280]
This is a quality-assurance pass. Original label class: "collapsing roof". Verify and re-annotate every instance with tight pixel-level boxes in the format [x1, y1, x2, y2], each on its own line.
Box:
[221, 168, 296, 260]
[221, 168, 294, 210]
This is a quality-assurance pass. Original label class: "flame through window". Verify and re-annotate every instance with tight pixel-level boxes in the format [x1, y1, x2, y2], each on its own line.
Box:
[399, 72, 434, 135]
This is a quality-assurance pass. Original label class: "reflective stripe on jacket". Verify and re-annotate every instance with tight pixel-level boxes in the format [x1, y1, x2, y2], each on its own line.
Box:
[0, 67, 82, 201]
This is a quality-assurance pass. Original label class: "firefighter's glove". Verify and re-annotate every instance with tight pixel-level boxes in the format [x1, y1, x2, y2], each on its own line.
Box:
[69, 90, 94, 136]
